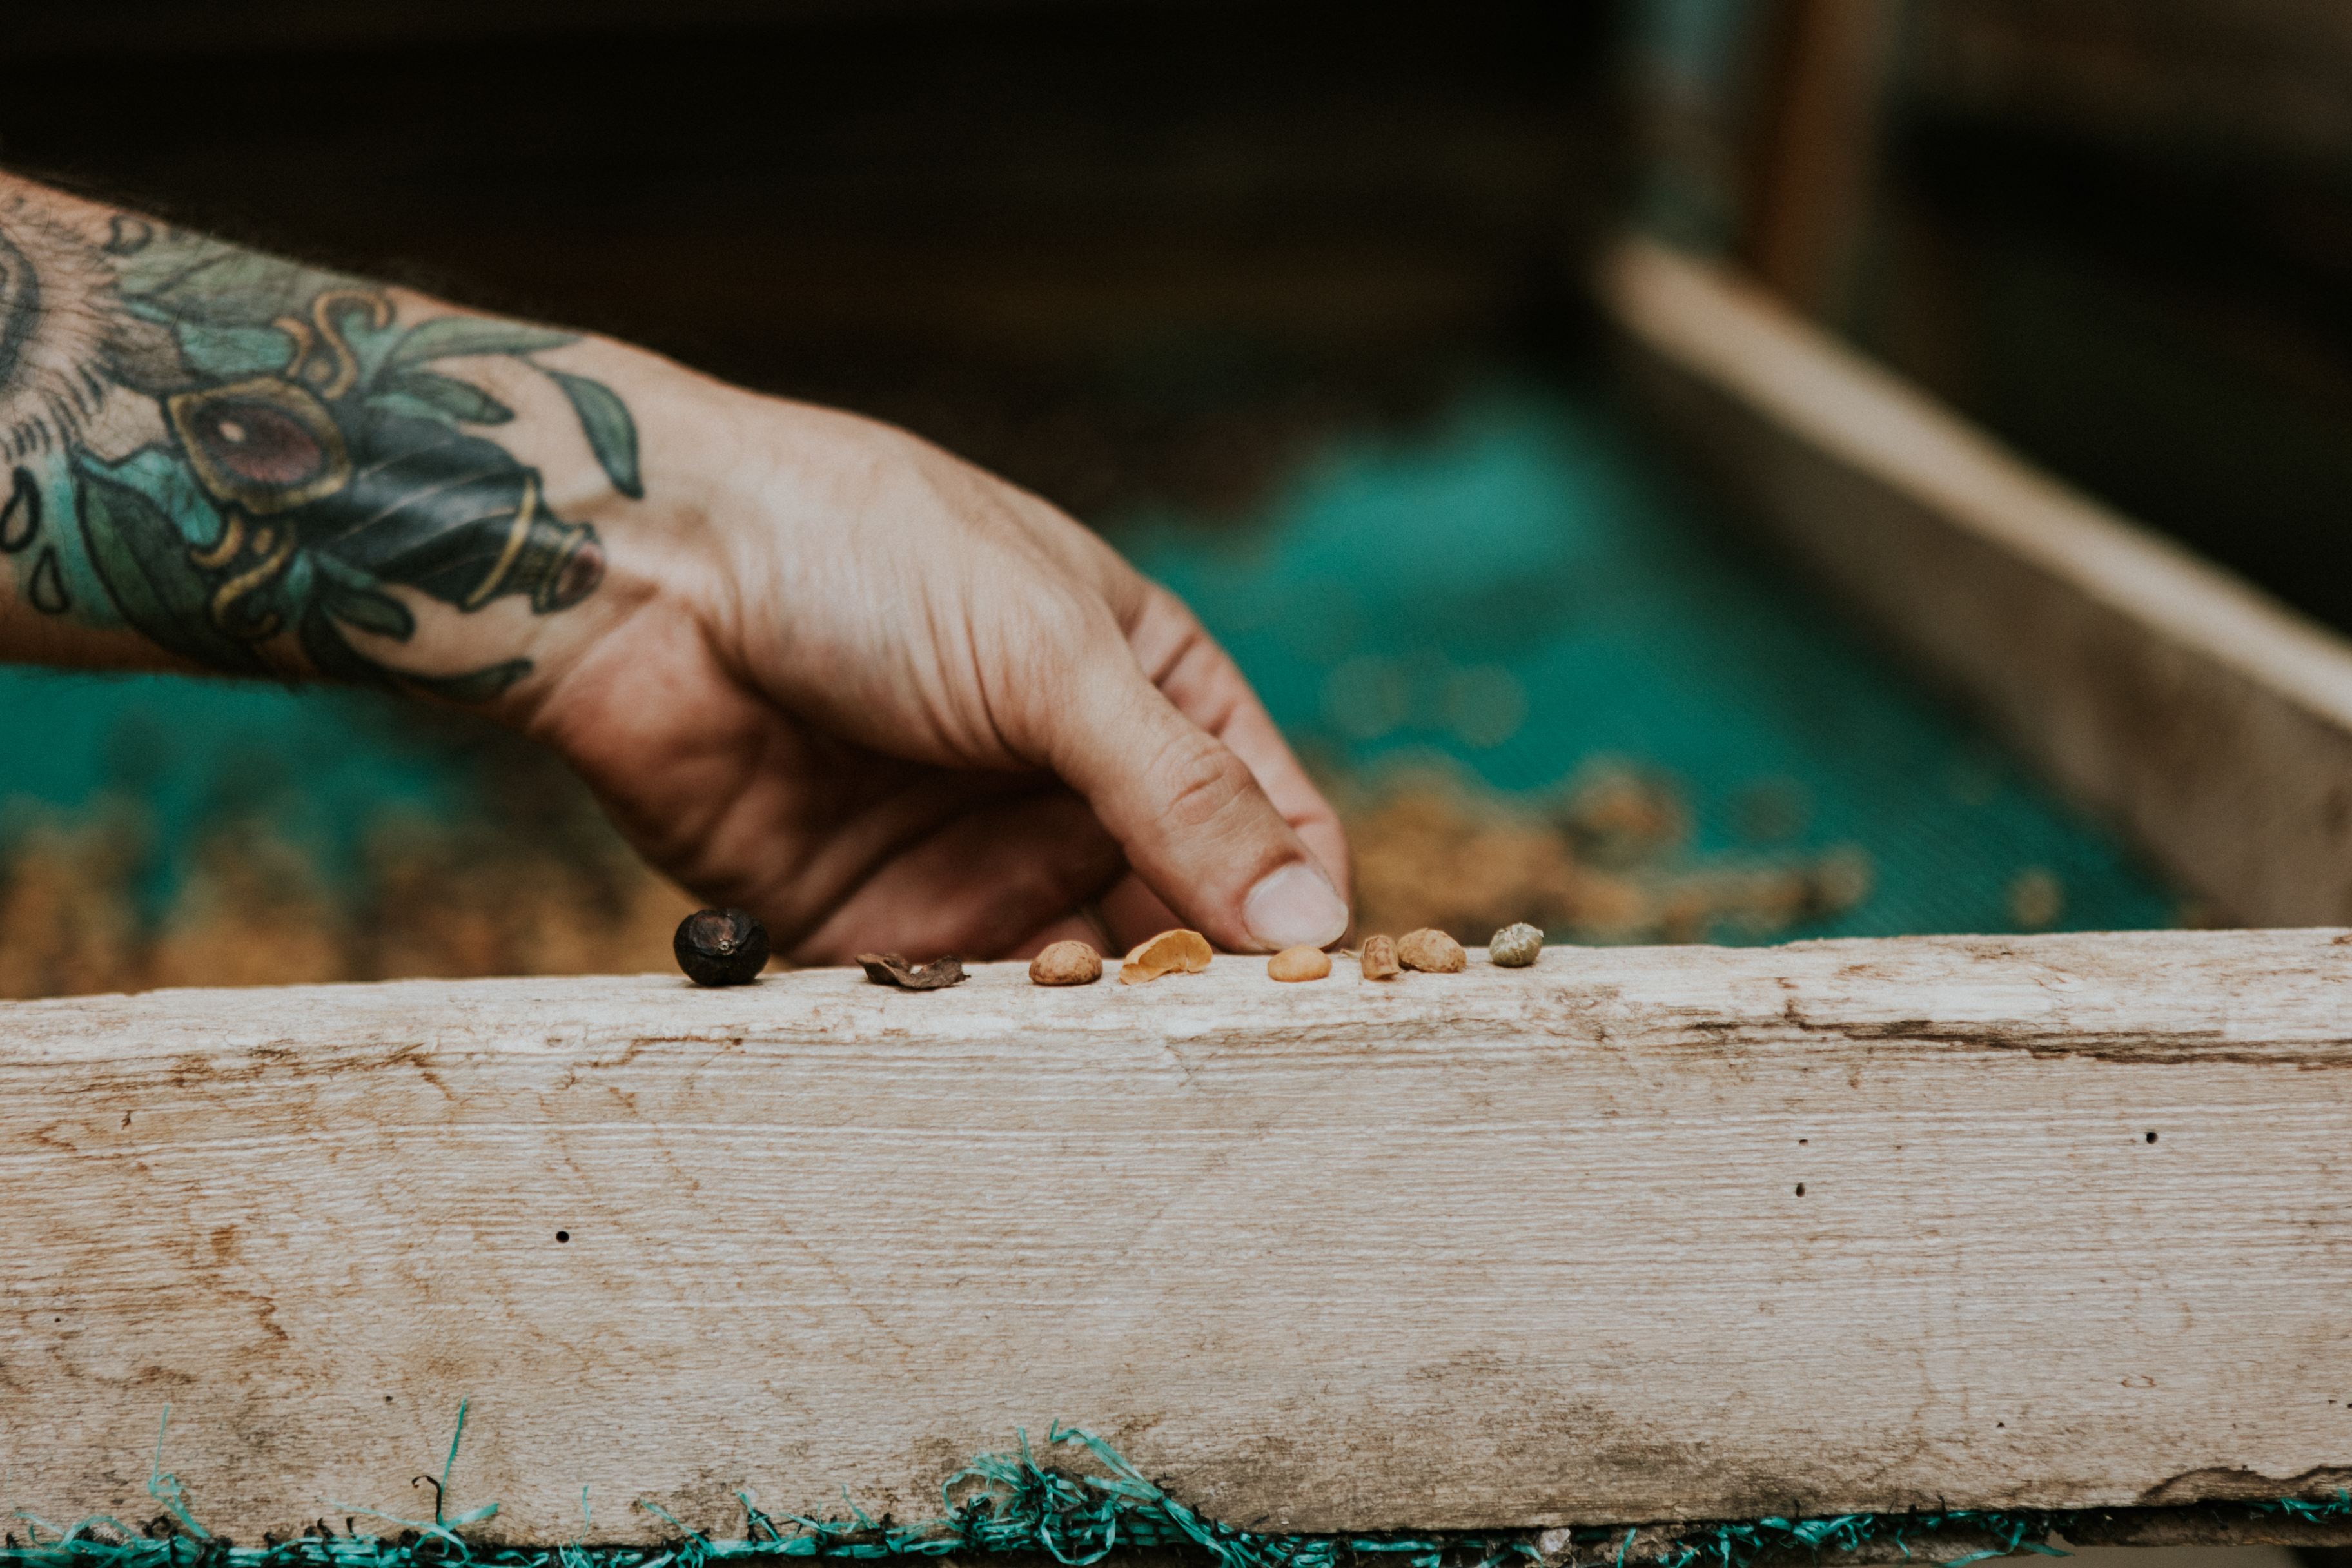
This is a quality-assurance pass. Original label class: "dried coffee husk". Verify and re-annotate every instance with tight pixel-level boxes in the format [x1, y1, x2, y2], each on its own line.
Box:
[1119, 928, 1213, 984]
[856, 952, 968, 990]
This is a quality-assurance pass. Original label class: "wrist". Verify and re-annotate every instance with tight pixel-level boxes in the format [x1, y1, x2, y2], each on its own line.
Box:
[480, 341, 747, 729]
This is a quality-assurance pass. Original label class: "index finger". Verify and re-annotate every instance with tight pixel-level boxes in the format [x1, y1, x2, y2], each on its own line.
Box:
[1125, 583, 1351, 906]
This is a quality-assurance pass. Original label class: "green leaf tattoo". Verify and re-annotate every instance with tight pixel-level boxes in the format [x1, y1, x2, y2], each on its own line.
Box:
[0, 205, 640, 700]
[547, 369, 643, 500]
[380, 369, 516, 425]
[74, 462, 273, 674]
[384, 315, 579, 367]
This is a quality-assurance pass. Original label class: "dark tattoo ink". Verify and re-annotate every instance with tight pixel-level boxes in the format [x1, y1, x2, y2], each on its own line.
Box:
[0, 466, 36, 552]
[0, 201, 634, 699]
[0, 231, 40, 404]
[28, 547, 66, 614]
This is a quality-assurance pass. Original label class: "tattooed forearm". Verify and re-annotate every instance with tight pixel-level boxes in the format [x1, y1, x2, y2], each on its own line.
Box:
[0, 181, 635, 700]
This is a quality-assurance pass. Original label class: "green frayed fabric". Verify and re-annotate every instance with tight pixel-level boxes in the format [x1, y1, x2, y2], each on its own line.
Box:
[6, 1408, 2347, 1568]
[3, 1410, 1529, 1568]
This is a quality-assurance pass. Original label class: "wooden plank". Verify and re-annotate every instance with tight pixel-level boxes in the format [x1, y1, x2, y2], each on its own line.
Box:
[9, 931, 2352, 1544]
[1601, 235, 2352, 928]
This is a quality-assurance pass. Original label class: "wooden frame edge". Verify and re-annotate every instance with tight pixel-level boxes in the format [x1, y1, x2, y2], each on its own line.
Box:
[1600, 235, 2352, 926]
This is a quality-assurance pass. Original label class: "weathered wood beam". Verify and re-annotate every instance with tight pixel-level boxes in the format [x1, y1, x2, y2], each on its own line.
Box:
[1602, 236, 2352, 928]
[8, 931, 2352, 1545]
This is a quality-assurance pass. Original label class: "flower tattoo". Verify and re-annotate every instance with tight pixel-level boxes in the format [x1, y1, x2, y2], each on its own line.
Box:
[0, 198, 636, 700]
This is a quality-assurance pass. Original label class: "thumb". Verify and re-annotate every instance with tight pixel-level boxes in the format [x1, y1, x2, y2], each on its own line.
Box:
[1043, 649, 1349, 954]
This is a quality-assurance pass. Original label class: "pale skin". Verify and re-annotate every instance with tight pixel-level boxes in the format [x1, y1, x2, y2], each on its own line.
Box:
[0, 171, 1351, 961]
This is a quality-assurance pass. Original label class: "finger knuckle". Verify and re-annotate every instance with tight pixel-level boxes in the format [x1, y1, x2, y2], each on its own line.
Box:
[1154, 731, 1251, 834]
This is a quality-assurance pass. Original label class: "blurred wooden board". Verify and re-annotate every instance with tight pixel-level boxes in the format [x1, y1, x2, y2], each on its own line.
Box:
[9, 932, 2352, 1544]
[1605, 235, 2352, 928]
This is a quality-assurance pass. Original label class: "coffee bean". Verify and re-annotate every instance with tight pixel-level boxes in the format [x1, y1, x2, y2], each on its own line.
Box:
[1030, 940, 1103, 985]
[1397, 927, 1466, 973]
[1267, 945, 1331, 982]
[674, 908, 768, 986]
[1489, 922, 1544, 968]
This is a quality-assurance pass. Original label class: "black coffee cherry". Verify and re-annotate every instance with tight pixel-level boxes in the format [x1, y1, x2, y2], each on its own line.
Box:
[674, 908, 769, 986]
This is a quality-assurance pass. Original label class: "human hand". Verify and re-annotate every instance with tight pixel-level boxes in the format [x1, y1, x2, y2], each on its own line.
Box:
[516, 375, 1351, 963]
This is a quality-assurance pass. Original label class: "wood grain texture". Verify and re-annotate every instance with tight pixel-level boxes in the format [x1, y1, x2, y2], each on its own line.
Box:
[1602, 235, 2352, 928]
[8, 931, 2352, 1542]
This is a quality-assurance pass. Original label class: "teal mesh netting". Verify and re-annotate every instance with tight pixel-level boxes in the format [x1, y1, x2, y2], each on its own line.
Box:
[1110, 381, 2177, 936]
[8, 1412, 2342, 1568]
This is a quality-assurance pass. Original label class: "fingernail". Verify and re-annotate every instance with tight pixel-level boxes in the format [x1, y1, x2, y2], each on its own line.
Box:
[1243, 862, 1349, 952]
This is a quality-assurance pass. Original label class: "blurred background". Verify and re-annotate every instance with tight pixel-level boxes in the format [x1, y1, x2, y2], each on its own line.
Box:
[0, 0, 2344, 997]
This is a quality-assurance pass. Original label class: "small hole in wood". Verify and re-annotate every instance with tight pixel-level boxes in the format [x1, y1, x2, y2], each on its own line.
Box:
[2145, 1131, 2158, 1144]
[1794, 1183, 1806, 1197]
[556, 1231, 571, 1243]
[1798, 1138, 1808, 1145]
